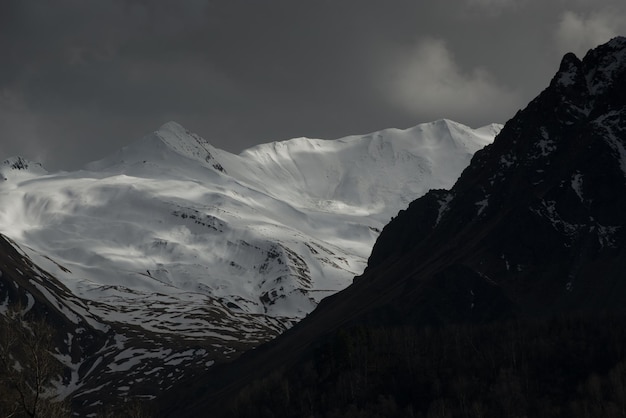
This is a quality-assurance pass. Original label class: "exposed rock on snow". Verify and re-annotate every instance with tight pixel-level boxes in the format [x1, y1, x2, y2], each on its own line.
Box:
[0, 119, 499, 411]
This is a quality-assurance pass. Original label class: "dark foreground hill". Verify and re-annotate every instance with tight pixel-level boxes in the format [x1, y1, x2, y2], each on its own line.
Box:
[160, 36, 626, 417]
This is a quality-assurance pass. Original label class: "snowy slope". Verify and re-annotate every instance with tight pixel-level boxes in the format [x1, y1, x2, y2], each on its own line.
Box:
[0, 120, 498, 319]
[0, 120, 498, 400]
[1, 156, 48, 184]
[1, 120, 499, 322]
[214, 119, 498, 223]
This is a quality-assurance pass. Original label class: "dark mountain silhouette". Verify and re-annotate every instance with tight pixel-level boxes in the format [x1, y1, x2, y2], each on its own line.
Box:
[161, 37, 626, 417]
[366, 36, 626, 320]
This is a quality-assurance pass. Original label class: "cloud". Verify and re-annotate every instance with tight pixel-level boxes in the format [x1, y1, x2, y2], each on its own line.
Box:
[0, 91, 47, 165]
[555, 10, 626, 56]
[385, 38, 520, 125]
[466, 0, 516, 9]
[462, 0, 520, 16]
[467, 0, 514, 5]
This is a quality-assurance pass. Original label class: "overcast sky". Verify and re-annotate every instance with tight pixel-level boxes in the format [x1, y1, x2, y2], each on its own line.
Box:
[2, 0, 625, 170]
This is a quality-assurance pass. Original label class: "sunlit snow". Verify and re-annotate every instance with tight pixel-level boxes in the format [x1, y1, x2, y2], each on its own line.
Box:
[0, 119, 499, 339]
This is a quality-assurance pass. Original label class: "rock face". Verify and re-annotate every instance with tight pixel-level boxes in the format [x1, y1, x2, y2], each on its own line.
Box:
[367, 36, 626, 321]
[162, 37, 626, 417]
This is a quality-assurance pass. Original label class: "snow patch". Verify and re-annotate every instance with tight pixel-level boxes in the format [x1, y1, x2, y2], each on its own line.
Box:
[500, 154, 516, 168]
[603, 131, 626, 183]
[475, 198, 489, 216]
[557, 69, 576, 87]
[571, 173, 584, 202]
[435, 193, 453, 226]
[23, 293, 34, 313]
[586, 38, 626, 96]
[529, 200, 579, 244]
[595, 224, 620, 248]
[535, 139, 557, 158]
[0, 294, 9, 314]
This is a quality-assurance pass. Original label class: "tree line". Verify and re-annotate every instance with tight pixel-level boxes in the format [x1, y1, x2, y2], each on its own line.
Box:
[227, 314, 626, 417]
[0, 306, 68, 417]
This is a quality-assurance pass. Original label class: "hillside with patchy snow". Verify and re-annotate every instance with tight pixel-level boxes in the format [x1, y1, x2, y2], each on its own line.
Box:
[157, 36, 626, 418]
[0, 119, 498, 408]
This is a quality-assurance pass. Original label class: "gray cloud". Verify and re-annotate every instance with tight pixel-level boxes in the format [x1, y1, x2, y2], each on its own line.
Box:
[463, 0, 520, 16]
[555, 9, 626, 57]
[384, 38, 520, 127]
[0, 0, 624, 170]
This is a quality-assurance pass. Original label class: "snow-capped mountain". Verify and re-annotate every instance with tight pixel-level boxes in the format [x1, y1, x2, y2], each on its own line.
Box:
[163, 36, 626, 417]
[0, 156, 48, 183]
[0, 119, 498, 413]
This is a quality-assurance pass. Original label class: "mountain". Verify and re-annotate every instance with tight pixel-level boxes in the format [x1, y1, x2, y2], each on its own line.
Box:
[1, 156, 48, 183]
[366, 36, 626, 320]
[163, 37, 626, 417]
[0, 119, 497, 414]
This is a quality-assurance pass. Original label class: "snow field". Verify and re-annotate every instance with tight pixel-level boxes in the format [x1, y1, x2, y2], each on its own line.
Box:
[0, 119, 499, 336]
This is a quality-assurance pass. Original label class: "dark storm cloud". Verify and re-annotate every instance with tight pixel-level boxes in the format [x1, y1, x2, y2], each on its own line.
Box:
[1, 0, 625, 170]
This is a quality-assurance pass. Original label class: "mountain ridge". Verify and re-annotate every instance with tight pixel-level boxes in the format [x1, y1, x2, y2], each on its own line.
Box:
[0, 118, 498, 414]
[161, 36, 626, 417]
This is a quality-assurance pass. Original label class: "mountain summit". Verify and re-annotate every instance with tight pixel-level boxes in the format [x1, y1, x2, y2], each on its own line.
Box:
[85, 120, 226, 174]
[0, 118, 497, 414]
[0, 156, 47, 182]
[366, 35, 626, 319]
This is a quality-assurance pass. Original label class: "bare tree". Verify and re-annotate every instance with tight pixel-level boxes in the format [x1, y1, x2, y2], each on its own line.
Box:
[0, 307, 69, 418]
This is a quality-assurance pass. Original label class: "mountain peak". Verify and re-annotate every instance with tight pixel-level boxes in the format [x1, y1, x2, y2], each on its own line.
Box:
[2, 156, 40, 170]
[367, 36, 626, 317]
[85, 122, 227, 174]
[553, 52, 583, 86]
[0, 156, 48, 181]
[155, 120, 188, 136]
[152, 122, 226, 173]
[0, 116, 501, 414]
[582, 35, 626, 98]
[433, 118, 462, 127]
[601, 35, 626, 50]
[161, 37, 626, 417]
